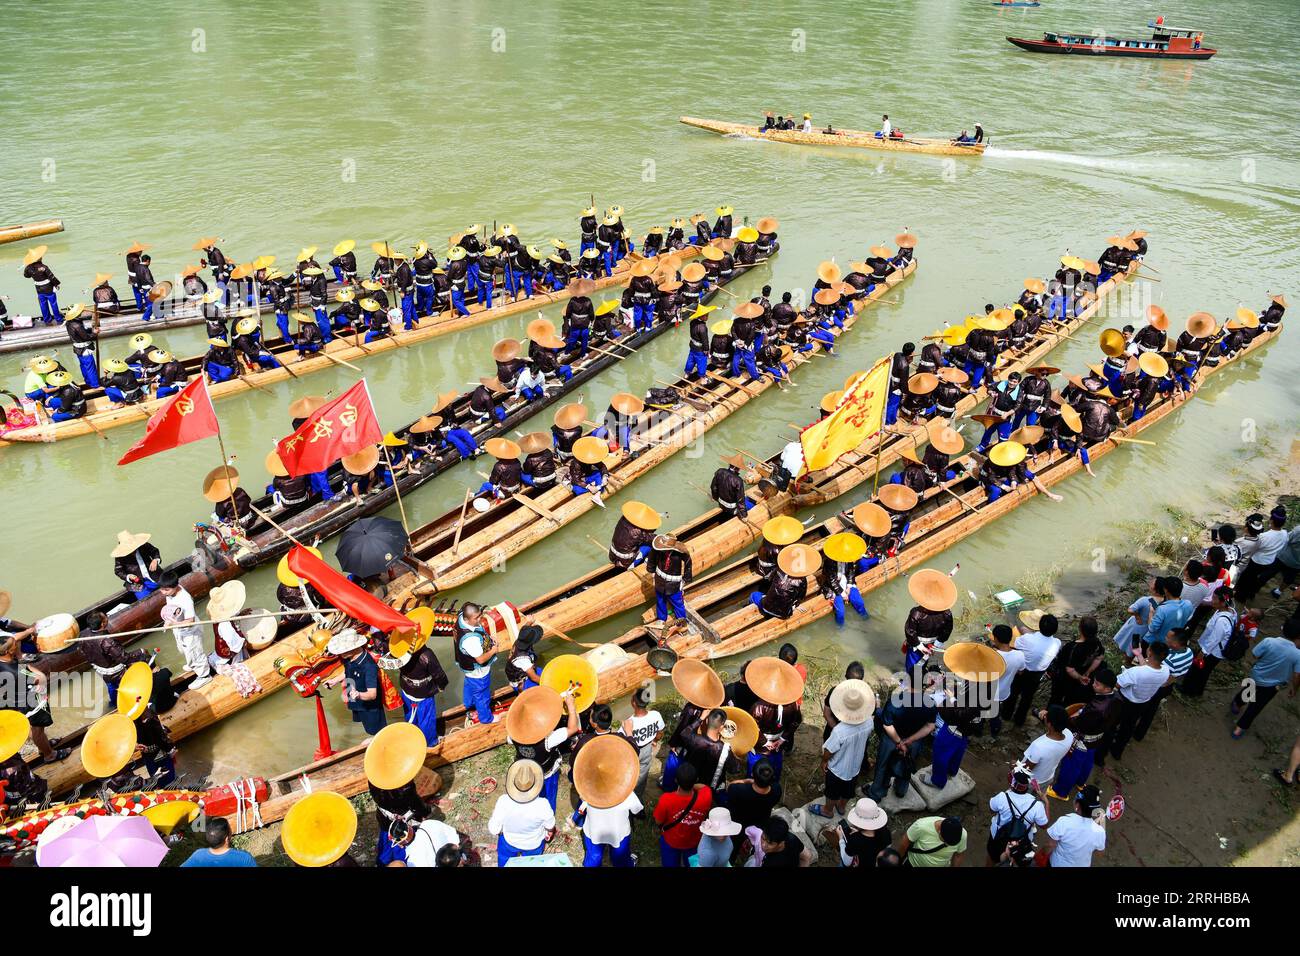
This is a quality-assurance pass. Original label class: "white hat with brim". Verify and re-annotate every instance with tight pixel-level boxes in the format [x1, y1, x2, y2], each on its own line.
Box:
[846, 798, 889, 831]
[828, 679, 875, 725]
[699, 806, 742, 837]
[506, 759, 544, 803]
[325, 628, 367, 656]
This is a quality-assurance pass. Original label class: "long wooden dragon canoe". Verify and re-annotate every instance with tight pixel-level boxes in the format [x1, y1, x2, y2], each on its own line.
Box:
[30, 244, 779, 789]
[0, 218, 63, 246]
[215, 306, 1280, 828]
[0, 244, 709, 449]
[501, 248, 1139, 638]
[680, 116, 987, 157]
[381, 249, 914, 600]
[28, 235, 770, 676]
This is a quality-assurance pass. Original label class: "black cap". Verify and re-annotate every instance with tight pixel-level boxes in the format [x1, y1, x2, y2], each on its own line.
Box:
[902, 342, 916, 355]
[1077, 785, 1102, 812]
[763, 817, 790, 842]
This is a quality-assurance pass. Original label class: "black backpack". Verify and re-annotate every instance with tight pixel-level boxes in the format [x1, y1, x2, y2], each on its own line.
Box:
[1218, 610, 1249, 662]
[992, 791, 1035, 846]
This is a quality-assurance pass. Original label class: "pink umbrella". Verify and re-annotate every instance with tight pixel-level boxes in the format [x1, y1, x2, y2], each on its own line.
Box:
[37, 814, 168, 868]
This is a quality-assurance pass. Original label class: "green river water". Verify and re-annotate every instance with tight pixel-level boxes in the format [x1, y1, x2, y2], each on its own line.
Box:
[1, 0, 1297, 781]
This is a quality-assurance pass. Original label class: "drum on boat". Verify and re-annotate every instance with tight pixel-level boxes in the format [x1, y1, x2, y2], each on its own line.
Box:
[148, 280, 173, 302]
[35, 613, 80, 654]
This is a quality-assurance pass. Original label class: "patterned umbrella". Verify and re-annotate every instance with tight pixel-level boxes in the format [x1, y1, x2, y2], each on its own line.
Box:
[36, 814, 168, 868]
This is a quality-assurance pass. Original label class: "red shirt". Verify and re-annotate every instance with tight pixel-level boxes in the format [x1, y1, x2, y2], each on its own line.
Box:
[653, 785, 713, 850]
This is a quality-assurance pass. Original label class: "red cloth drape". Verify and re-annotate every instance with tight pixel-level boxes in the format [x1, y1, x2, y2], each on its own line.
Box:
[285, 544, 412, 633]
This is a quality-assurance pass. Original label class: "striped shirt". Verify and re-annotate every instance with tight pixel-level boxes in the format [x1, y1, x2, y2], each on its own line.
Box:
[1165, 647, 1195, 679]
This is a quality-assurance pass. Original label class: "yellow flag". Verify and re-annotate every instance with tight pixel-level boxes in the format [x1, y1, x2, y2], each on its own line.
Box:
[799, 357, 890, 473]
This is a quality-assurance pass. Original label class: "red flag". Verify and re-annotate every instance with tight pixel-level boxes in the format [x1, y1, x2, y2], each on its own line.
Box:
[285, 544, 413, 633]
[117, 377, 220, 466]
[276, 380, 383, 478]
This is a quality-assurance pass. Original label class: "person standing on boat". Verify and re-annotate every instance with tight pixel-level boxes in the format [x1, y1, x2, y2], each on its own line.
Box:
[446, 246, 471, 316]
[710, 460, 751, 520]
[328, 240, 358, 286]
[879, 114, 891, 138]
[22, 248, 61, 324]
[454, 603, 497, 725]
[62, 303, 100, 387]
[133, 254, 158, 322]
[648, 534, 693, 625]
[197, 239, 231, 289]
[595, 215, 619, 277]
[159, 572, 213, 689]
[90, 271, 121, 316]
[394, 633, 449, 747]
[885, 343, 915, 425]
[609, 501, 660, 570]
[321, 629, 386, 736]
[712, 205, 734, 239]
[562, 293, 594, 356]
[410, 242, 438, 317]
[685, 304, 711, 381]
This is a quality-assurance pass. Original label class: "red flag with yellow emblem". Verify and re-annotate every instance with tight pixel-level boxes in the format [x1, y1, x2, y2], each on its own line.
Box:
[117, 376, 220, 466]
[275, 379, 382, 477]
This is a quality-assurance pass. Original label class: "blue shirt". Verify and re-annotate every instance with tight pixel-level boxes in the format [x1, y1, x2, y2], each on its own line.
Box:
[1145, 599, 1192, 644]
[343, 651, 382, 714]
[1250, 638, 1300, 688]
[181, 847, 258, 867]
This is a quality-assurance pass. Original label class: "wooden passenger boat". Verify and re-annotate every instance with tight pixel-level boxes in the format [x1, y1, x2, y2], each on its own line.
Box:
[0, 245, 706, 449]
[382, 252, 912, 600]
[215, 308, 1280, 827]
[1007, 24, 1216, 59]
[28, 235, 766, 677]
[679, 116, 987, 157]
[506, 248, 1138, 638]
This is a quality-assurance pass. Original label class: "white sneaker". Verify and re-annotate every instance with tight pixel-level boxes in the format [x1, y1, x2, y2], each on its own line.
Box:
[189, 676, 213, 690]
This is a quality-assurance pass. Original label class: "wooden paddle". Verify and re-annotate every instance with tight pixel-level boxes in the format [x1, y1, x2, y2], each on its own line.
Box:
[320, 349, 363, 373]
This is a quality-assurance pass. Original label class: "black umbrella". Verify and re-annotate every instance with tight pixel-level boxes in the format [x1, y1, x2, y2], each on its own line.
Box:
[335, 516, 411, 578]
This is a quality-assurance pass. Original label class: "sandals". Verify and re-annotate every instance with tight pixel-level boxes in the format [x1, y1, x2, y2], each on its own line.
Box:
[1272, 769, 1295, 786]
[1230, 728, 1245, 740]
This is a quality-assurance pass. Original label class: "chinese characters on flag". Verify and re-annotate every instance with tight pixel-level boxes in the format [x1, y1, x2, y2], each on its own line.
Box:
[799, 357, 891, 473]
[275, 380, 383, 477]
[117, 377, 220, 466]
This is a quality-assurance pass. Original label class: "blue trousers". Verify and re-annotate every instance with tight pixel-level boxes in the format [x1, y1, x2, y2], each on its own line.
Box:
[601, 249, 615, 276]
[542, 771, 560, 810]
[462, 672, 494, 724]
[206, 362, 236, 383]
[102, 675, 121, 709]
[399, 293, 415, 329]
[275, 311, 291, 341]
[831, 586, 867, 625]
[143, 753, 176, 788]
[38, 292, 61, 323]
[131, 286, 145, 310]
[400, 690, 439, 746]
[445, 428, 478, 458]
[885, 392, 902, 425]
[583, 833, 634, 867]
[451, 288, 471, 316]
[377, 828, 406, 866]
[1053, 746, 1095, 795]
[415, 284, 434, 316]
[659, 836, 694, 868]
[496, 834, 544, 867]
[868, 735, 918, 800]
[364, 329, 389, 343]
[732, 348, 759, 379]
[580, 239, 596, 254]
[1011, 408, 1040, 430]
[685, 350, 709, 378]
[928, 725, 967, 789]
[518, 384, 543, 402]
[475, 279, 494, 311]
[566, 328, 590, 355]
[656, 590, 686, 621]
[660, 750, 682, 792]
[964, 360, 987, 389]
[76, 351, 100, 388]
[140, 297, 154, 322]
[308, 471, 335, 500]
[633, 301, 655, 331]
[811, 328, 836, 350]
[314, 307, 333, 342]
[977, 421, 1013, 452]
[466, 261, 480, 288]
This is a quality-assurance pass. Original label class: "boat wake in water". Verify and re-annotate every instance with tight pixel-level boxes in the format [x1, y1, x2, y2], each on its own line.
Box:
[984, 146, 1145, 171]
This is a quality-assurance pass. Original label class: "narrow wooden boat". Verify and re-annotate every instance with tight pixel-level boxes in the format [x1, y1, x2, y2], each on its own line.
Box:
[680, 116, 987, 157]
[0, 218, 63, 246]
[215, 307, 1280, 828]
[992, 1, 1041, 7]
[386, 255, 873, 599]
[1008, 24, 1216, 59]
[0, 244, 707, 449]
[28, 235, 767, 676]
[506, 247, 1138, 638]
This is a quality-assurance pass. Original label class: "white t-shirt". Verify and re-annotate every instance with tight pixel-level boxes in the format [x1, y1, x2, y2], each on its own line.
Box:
[1047, 812, 1106, 867]
[459, 631, 491, 679]
[988, 789, 1048, 835]
[824, 719, 871, 781]
[623, 711, 665, 752]
[801, 119, 812, 133]
[1015, 631, 1061, 672]
[995, 648, 1026, 702]
[881, 118, 892, 136]
[1252, 529, 1288, 565]
[403, 819, 459, 867]
[1117, 663, 1170, 704]
[1023, 731, 1075, 786]
[1198, 609, 1237, 659]
[165, 588, 204, 644]
[488, 795, 555, 850]
[579, 793, 643, 847]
